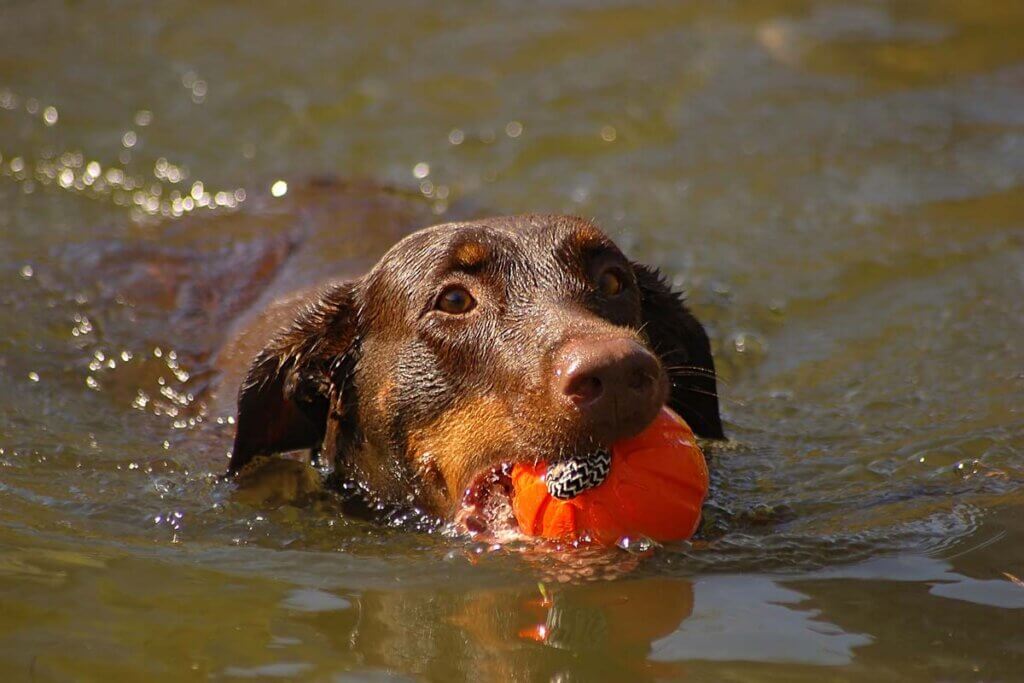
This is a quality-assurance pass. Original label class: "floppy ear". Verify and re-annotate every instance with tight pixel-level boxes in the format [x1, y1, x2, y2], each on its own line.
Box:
[633, 263, 725, 439]
[228, 282, 361, 475]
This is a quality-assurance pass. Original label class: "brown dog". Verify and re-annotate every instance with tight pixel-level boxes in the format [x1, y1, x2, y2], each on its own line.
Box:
[225, 211, 723, 525]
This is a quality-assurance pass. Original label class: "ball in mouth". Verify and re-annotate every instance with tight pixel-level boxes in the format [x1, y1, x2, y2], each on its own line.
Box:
[457, 407, 709, 546]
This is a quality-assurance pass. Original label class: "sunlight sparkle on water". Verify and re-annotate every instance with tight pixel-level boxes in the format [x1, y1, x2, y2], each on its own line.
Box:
[0, 88, 244, 221]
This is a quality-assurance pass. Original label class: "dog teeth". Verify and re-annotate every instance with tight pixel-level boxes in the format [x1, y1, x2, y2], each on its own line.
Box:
[545, 449, 612, 500]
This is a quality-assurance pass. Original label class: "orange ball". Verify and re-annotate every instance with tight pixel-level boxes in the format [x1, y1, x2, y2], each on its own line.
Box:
[511, 407, 709, 545]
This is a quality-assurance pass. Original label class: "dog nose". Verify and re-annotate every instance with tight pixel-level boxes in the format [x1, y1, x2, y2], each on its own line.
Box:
[553, 337, 665, 441]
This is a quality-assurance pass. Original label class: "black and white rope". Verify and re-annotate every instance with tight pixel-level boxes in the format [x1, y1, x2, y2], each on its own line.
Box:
[545, 449, 612, 500]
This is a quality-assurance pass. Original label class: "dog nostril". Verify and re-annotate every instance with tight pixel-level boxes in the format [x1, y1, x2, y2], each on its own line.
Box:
[564, 375, 603, 406]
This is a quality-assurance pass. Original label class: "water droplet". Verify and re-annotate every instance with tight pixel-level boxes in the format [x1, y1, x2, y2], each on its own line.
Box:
[616, 535, 657, 554]
[132, 390, 150, 410]
[732, 332, 766, 355]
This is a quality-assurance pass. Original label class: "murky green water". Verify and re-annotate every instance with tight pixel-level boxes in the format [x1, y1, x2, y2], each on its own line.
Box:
[2, 1, 1024, 680]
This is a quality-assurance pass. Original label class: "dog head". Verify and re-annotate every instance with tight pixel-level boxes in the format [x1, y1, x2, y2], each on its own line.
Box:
[229, 215, 722, 518]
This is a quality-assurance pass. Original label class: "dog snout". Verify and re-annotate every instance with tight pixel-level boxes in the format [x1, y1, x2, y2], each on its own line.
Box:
[552, 337, 667, 442]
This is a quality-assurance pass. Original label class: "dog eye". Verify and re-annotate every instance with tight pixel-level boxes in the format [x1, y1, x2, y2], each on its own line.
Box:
[596, 268, 626, 296]
[435, 285, 476, 314]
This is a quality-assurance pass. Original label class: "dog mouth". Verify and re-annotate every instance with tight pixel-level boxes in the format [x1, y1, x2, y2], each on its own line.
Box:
[455, 462, 518, 539]
[453, 447, 613, 540]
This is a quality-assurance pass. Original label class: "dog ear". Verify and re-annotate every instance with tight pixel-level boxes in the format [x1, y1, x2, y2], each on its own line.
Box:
[633, 263, 725, 439]
[227, 282, 361, 475]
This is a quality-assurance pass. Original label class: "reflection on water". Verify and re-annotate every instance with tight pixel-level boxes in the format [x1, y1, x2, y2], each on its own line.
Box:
[4, 537, 1018, 680]
[2, 0, 1024, 680]
[654, 575, 868, 666]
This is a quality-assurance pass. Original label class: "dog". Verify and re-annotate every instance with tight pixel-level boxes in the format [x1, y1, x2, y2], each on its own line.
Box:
[224, 211, 723, 529]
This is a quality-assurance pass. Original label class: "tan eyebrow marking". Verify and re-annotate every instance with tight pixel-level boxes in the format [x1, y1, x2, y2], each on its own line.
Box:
[451, 241, 490, 270]
[569, 223, 610, 252]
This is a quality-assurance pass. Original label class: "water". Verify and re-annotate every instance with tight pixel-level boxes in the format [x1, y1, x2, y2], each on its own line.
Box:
[2, 1, 1023, 680]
